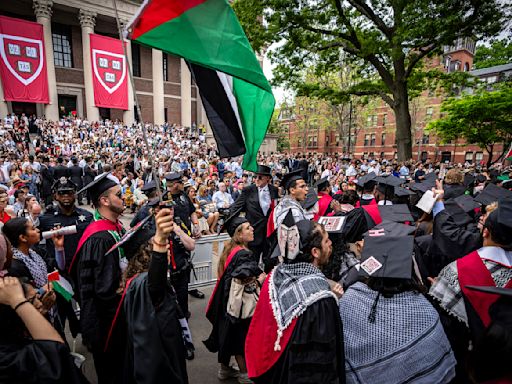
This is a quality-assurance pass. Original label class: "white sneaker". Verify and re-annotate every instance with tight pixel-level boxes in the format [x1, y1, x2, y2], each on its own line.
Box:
[237, 373, 253, 384]
[218, 364, 240, 380]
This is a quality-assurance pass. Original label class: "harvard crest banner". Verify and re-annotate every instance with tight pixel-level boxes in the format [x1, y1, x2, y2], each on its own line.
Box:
[0, 16, 49, 103]
[90, 34, 128, 110]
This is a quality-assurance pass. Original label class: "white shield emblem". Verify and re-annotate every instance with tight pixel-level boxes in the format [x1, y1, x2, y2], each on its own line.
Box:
[0, 33, 44, 86]
[92, 49, 126, 94]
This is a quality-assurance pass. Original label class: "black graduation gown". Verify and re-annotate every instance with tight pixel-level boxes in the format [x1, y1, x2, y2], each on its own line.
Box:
[204, 248, 262, 365]
[253, 298, 345, 384]
[0, 340, 87, 384]
[427, 210, 482, 277]
[118, 250, 188, 384]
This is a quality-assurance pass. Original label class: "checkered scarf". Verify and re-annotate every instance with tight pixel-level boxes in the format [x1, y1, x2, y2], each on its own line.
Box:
[12, 247, 48, 288]
[269, 262, 337, 351]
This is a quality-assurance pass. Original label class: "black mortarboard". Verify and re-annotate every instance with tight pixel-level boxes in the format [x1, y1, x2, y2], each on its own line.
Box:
[476, 174, 487, 184]
[255, 164, 271, 176]
[464, 173, 476, 187]
[377, 204, 414, 223]
[301, 188, 318, 210]
[314, 177, 330, 191]
[408, 178, 436, 194]
[359, 235, 414, 279]
[142, 180, 157, 192]
[424, 172, 438, 181]
[223, 215, 248, 237]
[375, 175, 404, 188]
[444, 200, 472, 226]
[485, 197, 512, 248]
[356, 172, 377, 189]
[363, 220, 416, 237]
[453, 194, 480, 213]
[394, 186, 415, 197]
[52, 177, 77, 193]
[165, 172, 182, 182]
[466, 285, 512, 297]
[106, 215, 153, 259]
[281, 170, 304, 191]
[474, 183, 512, 206]
[78, 172, 119, 203]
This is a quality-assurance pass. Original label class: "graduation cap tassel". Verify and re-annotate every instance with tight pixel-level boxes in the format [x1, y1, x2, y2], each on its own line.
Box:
[112, 0, 162, 200]
[368, 293, 381, 323]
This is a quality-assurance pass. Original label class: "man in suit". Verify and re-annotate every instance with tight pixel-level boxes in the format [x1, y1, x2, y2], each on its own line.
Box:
[229, 165, 279, 263]
[52, 157, 70, 180]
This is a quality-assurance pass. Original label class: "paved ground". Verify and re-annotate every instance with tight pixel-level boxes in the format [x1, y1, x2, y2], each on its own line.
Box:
[67, 209, 238, 384]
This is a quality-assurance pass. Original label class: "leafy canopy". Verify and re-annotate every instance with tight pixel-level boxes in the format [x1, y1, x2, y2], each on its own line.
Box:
[473, 39, 512, 70]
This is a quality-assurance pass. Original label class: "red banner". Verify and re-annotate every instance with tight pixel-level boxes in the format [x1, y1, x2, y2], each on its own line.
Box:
[0, 16, 49, 103]
[90, 34, 128, 110]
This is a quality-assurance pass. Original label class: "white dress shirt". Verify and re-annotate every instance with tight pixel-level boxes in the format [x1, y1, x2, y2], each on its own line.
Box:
[258, 185, 271, 215]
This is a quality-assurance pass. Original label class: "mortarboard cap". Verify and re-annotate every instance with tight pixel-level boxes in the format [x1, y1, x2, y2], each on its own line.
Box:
[482, 197, 512, 248]
[466, 285, 512, 297]
[464, 173, 476, 187]
[314, 177, 330, 191]
[363, 220, 416, 237]
[106, 215, 154, 259]
[453, 194, 480, 213]
[52, 177, 77, 193]
[424, 172, 438, 181]
[408, 179, 436, 194]
[474, 183, 512, 206]
[356, 172, 377, 189]
[301, 188, 319, 210]
[444, 200, 472, 226]
[375, 175, 404, 188]
[281, 170, 304, 192]
[394, 186, 415, 197]
[78, 172, 119, 203]
[223, 215, 248, 237]
[476, 174, 487, 184]
[359, 235, 414, 279]
[377, 204, 414, 223]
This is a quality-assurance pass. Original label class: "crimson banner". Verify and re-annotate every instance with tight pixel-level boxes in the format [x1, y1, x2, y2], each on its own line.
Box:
[0, 16, 49, 103]
[90, 34, 128, 110]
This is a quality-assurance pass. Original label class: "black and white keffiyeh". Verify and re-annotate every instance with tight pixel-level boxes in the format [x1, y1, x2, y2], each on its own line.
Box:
[269, 262, 337, 351]
[12, 247, 48, 288]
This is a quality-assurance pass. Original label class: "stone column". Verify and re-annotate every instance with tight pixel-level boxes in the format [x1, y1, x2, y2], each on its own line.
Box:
[33, 0, 59, 121]
[180, 59, 191, 127]
[152, 49, 164, 125]
[79, 9, 99, 122]
[0, 75, 8, 118]
[120, 20, 134, 126]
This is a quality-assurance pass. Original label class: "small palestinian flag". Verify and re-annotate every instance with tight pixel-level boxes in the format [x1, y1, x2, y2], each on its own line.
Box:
[48, 270, 74, 302]
[127, 0, 275, 172]
[505, 143, 512, 162]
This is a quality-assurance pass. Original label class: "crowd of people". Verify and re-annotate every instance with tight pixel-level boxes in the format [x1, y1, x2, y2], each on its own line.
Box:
[0, 114, 511, 384]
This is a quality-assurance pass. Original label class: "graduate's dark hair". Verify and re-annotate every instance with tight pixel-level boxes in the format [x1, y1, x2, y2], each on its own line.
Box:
[284, 222, 324, 264]
[2, 217, 29, 247]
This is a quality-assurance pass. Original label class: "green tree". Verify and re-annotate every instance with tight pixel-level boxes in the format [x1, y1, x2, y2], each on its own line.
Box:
[233, 0, 509, 160]
[268, 108, 290, 151]
[427, 84, 512, 168]
[473, 39, 512, 69]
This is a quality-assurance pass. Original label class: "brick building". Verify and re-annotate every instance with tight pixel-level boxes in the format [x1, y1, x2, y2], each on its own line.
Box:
[0, 0, 208, 126]
[279, 39, 508, 164]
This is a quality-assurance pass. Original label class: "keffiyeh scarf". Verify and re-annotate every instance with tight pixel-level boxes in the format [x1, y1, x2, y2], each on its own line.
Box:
[273, 196, 307, 227]
[12, 247, 48, 288]
[269, 262, 337, 351]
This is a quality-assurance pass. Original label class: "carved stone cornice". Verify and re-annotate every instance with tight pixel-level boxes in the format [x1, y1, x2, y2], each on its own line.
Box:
[79, 9, 97, 29]
[33, 0, 53, 20]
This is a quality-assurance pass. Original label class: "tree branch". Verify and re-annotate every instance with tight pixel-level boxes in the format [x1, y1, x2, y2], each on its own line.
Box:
[404, 43, 438, 78]
[346, 0, 393, 39]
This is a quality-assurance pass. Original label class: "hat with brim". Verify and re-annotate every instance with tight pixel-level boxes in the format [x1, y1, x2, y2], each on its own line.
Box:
[255, 165, 271, 177]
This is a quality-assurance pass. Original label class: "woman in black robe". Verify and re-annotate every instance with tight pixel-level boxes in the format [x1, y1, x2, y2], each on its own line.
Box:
[204, 216, 265, 384]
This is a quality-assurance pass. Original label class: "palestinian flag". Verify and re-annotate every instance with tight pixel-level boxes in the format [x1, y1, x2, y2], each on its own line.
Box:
[505, 143, 512, 162]
[128, 0, 275, 171]
[48, 270, 74, 302]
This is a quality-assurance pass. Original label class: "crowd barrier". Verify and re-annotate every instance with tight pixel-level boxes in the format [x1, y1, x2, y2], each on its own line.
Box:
[189, 233, 230, 288]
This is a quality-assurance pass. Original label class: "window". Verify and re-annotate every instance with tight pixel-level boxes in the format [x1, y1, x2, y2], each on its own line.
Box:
[326, 135, 329, 145]
[364, 134, 370, 146]
[382, 113, 388, 126]
[369, 152, 374, 159]
[381, 133, 386, 146]
[441, 151, 452, 163]
[335, 134, 340, 146]
[465, 152, 473, 163]
[475, 152, 484, 163]
[421, 151, 428, 162]
[464, 62, 470, 72]
[132, 43, 141, 77]
[52, 23, 73, 68]
[367, 115, 377, 127]
[370, 134, 376, 146]
[363, 152, 368, 159]
[380, 151, 385, 159]
[163, 53, 168, 81]
[422, 134, 430, 144]
[394, 152, 398, 160]
[426, 107, 434, 120]
[164, 107, 168, 123]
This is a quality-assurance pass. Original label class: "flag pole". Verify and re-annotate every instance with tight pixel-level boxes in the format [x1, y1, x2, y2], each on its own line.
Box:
[112, 0, 162, 200]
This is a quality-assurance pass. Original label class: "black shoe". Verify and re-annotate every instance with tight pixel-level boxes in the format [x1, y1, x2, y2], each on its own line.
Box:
[189, 289, 205, 299]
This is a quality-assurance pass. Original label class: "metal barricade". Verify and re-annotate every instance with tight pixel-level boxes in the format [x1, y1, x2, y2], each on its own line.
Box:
[189, 233, 230, 288]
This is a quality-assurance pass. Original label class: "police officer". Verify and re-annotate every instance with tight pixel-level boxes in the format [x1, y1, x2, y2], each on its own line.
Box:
[165, 172, 203, 315]
[130, 179, 158, 227]
[39, 176, 93, 337]
[39, 177, 93, 269]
